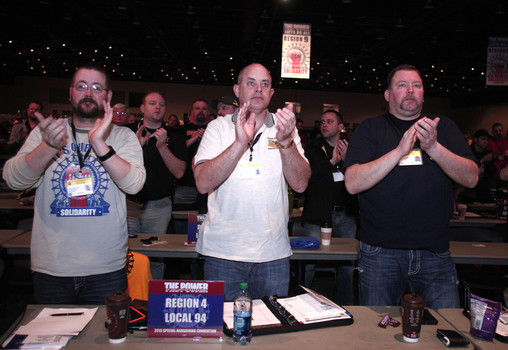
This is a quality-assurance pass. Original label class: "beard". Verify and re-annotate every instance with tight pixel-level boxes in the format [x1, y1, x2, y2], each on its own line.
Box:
[400, 97, 421, 113]
[196, 112, 207, 123]
[73, 98, 103, 119]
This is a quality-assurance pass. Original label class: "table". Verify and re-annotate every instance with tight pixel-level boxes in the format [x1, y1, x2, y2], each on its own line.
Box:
[0, 198, 33, 211]
[449, 241, 508, 265]
[3, 233, 508, 266]
[437, 308, 507, 350]
[172, 210, 303, 220]
[0, 192, 19, 200]
[130, 234, 358, 261]
[1, 305, 477, 350]
[449, 217, 504, 228]
[0, 230, 25, 246]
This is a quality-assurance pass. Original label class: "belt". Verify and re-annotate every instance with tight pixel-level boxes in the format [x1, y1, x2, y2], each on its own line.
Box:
[332, 206, 345, 212]
[127, 197, 147, 205]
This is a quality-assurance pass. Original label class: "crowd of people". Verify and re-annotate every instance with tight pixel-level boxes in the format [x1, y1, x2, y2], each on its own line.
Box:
[1, 62, 507, 307]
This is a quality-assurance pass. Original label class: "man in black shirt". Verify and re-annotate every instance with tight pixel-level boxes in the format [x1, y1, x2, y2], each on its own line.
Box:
[127, 91, 187, 233]
[174, 99, 209, 212]
[301, 110, 358, 304]
[344, 64, 478, 308]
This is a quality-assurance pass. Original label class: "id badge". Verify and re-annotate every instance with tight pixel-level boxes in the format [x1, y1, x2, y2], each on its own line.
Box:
[237, 162, 262, 178]
[333, 171, 345, 182]
[66, 177, 94, 197]
[399, 149, 423, 166]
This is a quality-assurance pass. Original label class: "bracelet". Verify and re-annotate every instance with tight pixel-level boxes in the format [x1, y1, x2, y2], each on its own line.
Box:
[278, 138, 294, 149]
[97, 145, 116, 162]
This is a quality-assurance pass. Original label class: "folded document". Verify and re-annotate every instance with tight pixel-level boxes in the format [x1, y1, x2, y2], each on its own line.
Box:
[3, 307, 97, 349]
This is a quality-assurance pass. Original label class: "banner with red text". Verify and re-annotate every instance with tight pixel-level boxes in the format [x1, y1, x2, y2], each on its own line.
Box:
[281, 22, 311, 79]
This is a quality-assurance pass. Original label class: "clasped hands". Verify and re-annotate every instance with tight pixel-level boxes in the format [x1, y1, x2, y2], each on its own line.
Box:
[398, 116, 440, 157]
[35, 101, 114, 153]
[234, 101, 295, 147]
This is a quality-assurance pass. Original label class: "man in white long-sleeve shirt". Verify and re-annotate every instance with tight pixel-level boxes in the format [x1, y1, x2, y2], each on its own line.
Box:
[3, 63, 146, 304]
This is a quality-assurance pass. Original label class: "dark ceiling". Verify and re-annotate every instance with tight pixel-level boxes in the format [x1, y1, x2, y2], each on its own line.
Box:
[1, 0, 507, 98]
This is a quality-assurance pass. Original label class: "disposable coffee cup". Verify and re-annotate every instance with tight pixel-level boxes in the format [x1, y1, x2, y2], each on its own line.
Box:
[320, 223, 332, 246]
[105, 291, 131, 343]
[457, 204, 467, 220]
[400, 294, 425, 343]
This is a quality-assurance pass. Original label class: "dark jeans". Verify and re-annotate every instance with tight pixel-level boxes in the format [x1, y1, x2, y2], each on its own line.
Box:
[358, 242, 459, 309]
[33, 269, 127, 304]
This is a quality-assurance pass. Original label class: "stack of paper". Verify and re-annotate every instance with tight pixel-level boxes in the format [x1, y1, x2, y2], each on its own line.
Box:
[2, 307, 97, 349]
[278, 293, 349, 324]
[223, 299, 282, 329]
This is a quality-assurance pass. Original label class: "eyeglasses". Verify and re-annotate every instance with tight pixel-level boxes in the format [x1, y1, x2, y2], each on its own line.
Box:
[320, 120, 337, 125]
[113, 111, 128, 116]
[72, 82, 108, 94]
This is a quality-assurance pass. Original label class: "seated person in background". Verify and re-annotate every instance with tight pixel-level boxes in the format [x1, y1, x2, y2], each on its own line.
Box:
[112, 103, 130, 126]
[167, 114, 180, 129]
[487, 122, 508, 173]
[5, 101, 43, 154]
[459, 129, 497, 202]
[211, 96, 238, 117]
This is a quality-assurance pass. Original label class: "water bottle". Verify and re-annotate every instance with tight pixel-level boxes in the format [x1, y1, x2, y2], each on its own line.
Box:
[233, 282, 252, 345]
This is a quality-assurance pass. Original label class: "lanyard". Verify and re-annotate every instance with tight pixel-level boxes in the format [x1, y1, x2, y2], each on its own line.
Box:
[70, 121, 91, 171]
[248, 132, 263, 162]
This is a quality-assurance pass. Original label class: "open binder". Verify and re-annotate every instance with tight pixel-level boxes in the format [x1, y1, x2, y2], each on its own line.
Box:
[223, 287, 354, 336]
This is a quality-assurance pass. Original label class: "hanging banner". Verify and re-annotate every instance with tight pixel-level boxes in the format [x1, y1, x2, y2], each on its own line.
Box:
[281, 22, 311, 79]
[486, 37, 508, 86]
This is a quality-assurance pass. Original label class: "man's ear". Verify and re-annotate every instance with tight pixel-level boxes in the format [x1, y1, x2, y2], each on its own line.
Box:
[384, 89, 390, 103]
[233, 84, 239, 98]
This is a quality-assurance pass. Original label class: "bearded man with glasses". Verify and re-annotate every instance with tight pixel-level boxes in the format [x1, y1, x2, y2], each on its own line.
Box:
[3, 63, 146, 304]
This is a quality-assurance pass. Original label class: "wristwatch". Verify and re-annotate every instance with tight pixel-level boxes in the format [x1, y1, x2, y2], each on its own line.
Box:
[97, 145, 116, 162]
[278, 138, 294, 149]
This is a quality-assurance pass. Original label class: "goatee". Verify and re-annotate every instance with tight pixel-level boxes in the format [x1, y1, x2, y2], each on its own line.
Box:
[196, 113, 206, 123]
[73, 98, 103, 119]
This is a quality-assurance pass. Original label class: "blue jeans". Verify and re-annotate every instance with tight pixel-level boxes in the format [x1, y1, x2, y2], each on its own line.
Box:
[203, 256, 290, 301]
[358, 241, 459, 309]
[127, 196, 172, 234]
[33, 269, 127, 304]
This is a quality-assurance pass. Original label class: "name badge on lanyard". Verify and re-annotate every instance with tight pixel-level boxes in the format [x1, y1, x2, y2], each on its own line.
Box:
[67, 176, 94, 197]
[237, 161, 262, 178]
[68, 121, 94, 197]
[333, 171, 345, 182]
[399, 148, 423, 166]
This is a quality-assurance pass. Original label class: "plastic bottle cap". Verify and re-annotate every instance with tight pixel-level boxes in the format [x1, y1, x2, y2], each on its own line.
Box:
[240, 282, 248, 290]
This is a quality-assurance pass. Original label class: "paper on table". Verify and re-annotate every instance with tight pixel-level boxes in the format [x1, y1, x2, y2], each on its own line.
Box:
[2, 333, 72, 350]
[16, 307, 98, 336]
[224, 300, 281, 329]
[277, 293, 349, 324]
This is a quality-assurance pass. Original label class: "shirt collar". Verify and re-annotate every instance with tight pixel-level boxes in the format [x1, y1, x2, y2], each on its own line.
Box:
[231, 109, 274, 127]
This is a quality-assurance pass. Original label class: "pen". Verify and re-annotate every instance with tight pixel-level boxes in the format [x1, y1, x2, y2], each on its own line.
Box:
[50, 312, 84, 316]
